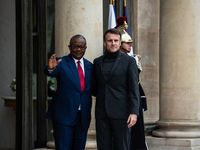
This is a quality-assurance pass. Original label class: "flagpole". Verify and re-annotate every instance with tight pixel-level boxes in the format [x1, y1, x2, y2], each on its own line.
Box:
[124, 0, 126, 6]
[112, 0, 115, 6]
[110, 0, 112, 4]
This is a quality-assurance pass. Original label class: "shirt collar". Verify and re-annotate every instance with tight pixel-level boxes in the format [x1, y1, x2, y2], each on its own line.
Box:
[72, 57, 84, 64]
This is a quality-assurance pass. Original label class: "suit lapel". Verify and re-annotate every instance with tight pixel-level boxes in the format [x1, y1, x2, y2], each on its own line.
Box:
[99, 51, 123, 83]
[107, 51, 123, 82]
[65, 55, 81, 92]
[99, 55, 107, 82]
[83, 58, 91, 91]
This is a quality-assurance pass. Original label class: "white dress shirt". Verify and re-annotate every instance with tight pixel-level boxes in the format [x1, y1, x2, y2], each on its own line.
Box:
[73, 57, 85, 76]
[73, 57, 85, 110]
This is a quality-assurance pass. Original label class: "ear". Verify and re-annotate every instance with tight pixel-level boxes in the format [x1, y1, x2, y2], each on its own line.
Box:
[68, 45, 71, 50]
[103, 41, 106, 47]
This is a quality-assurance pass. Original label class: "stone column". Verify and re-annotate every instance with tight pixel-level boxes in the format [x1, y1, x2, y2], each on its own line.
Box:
[46, 0, 103, 149]
[148, 0, 200, 149]
[133, 0, 160, 132]
[55, 0, 103, 61]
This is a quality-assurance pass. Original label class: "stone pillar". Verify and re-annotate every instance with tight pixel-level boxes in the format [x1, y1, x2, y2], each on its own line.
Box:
[55, 0, 103, 61]
[46, 0, 103, 149]
[148, 0, 200, 149]
[133, 0, 160, 129]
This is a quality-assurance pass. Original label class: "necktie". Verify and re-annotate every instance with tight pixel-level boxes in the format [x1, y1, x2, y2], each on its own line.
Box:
[77, 60, 85, 91]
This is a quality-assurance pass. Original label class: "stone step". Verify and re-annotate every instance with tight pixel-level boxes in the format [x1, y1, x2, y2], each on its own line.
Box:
[85, 138, 97, 149]
[85, 130, 97, 149]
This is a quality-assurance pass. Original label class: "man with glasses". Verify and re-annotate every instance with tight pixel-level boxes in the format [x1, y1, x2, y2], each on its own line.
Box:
[44, 34, 94, 150]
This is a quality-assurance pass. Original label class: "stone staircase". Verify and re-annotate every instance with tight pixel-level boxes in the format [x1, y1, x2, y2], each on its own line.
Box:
[35, 130, 97, 150]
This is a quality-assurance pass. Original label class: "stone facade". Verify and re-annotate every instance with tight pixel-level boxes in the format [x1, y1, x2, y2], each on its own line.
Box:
[1, 0, 200, 149]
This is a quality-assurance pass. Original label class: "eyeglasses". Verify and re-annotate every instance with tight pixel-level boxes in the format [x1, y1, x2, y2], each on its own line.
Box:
[71, 45, 86, 50]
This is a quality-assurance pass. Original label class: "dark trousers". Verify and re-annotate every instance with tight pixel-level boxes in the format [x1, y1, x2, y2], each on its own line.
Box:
[52, 112, 88, 150]
[96, 117, 131, 150]
[130, 109, 147, 150]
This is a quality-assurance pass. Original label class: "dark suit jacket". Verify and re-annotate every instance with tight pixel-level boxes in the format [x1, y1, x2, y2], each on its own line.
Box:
[44, 54, 94, 129]
[93, 51, 140, 119]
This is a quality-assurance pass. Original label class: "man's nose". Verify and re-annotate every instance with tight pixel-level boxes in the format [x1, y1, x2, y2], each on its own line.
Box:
[111, 41, 115, 44]
[76, 47, 81, 51]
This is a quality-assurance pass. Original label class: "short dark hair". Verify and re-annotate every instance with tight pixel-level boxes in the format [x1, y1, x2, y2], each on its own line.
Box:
[69, 34, 86, 45]
[103, 28, 121, 41]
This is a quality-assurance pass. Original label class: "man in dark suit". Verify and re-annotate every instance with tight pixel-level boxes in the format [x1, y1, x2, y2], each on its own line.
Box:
[44, 34, 94, 150]
[93, 28, 140, 150]
[116, 16, 148, 150]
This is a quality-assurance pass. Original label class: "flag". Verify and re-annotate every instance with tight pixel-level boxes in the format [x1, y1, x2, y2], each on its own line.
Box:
[108, 2, 116, 29]
[123, 0, 133, 56]
[123, 0, 130, 34]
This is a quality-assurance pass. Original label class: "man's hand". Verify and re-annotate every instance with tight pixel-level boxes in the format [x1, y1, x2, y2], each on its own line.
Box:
[48, 54, 62, 69]
[127, 114, 137, 128]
